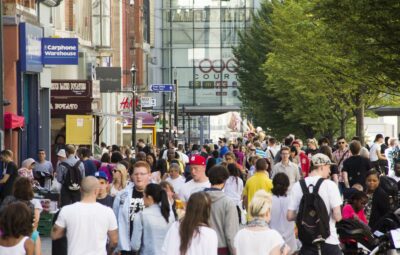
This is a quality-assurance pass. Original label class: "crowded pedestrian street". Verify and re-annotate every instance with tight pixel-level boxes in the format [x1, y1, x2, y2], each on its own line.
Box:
[1, 0, 400, 255]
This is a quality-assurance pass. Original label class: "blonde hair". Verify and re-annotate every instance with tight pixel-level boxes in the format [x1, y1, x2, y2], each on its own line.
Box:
[249, 190, 272, 218]
[113, 163, 128, 189]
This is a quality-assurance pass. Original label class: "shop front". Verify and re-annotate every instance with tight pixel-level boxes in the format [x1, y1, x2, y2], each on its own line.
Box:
[50, 80, 93, 165]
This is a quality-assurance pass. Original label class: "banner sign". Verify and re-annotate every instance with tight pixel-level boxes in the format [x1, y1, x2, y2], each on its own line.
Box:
[19, 23, 43, 72]
[42, 38, 79, 65]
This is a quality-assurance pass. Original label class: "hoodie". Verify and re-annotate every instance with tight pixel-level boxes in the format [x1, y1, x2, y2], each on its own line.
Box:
[205, 189, 240, 254]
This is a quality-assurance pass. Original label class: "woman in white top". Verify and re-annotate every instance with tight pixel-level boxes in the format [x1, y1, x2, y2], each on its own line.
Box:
[224, 163, 244, 207]
[0, 202, 34, 255]
[109, 163, 128, 197]
[270, 173, 297, 252]
[162, 191, 218, 255]
[234, 190, 290, 255]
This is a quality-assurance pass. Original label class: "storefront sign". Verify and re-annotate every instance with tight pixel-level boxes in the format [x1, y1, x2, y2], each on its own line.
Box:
[51, 80, 92, 98]
[19, 23, 43, 72]
[50, 99, 92, 116]
[42, 38, 79, 65]
[95, 67, 122, 92]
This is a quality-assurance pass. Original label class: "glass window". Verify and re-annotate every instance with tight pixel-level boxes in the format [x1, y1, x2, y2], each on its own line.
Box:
[91, 0, 110, 47]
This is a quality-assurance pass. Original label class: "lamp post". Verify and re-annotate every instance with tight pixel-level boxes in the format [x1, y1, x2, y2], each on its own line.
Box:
[130, 64, 137, 150]
[173, 67, 178, 145]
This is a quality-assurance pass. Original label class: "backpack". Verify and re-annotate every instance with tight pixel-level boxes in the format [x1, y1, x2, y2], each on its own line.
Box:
[296, 178, 330, 245]
[61, 161, 83, 191]
[379, 176, 399, 211]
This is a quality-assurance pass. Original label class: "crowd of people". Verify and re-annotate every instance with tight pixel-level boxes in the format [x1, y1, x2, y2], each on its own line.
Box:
[0, 132, 400, 255]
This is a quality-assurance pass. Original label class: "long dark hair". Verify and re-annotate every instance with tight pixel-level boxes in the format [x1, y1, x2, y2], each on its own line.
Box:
[144, 183, 170, 223]
[272, 173, 290, 197]
[179, 192, 211, 255]
[227, 163, 241, 185]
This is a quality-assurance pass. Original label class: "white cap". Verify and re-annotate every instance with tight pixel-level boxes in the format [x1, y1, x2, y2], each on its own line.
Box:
[57, 149, 66, 158]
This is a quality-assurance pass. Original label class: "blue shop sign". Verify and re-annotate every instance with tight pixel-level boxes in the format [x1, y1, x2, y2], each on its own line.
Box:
[42, 38, 79, 65]
[19, 23, 43, 72]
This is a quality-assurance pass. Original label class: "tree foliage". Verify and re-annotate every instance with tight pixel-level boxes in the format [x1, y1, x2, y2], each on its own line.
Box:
[235, 0, 400, 140]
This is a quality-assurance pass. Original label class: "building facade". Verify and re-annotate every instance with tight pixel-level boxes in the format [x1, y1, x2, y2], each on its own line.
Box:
[159, 0, 259, 145]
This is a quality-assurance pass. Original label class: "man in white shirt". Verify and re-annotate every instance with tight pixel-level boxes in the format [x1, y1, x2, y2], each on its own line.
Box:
[178, 155, 210, 202]
[51, 176, 118, 255]
[272, 146, 300, 190]
[287, 153, 342, 255]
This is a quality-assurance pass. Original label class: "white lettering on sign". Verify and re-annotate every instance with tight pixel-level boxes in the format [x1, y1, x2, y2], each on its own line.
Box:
[54, 104, 78, 110]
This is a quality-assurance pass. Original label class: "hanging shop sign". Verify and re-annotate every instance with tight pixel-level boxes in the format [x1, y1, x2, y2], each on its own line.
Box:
[42, 38, 79, 65]
[95, 67, 122, 92]
[19, 23, 43, 72]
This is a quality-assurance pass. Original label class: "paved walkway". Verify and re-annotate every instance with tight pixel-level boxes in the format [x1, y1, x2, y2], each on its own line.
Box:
[41, 237, 51, 255]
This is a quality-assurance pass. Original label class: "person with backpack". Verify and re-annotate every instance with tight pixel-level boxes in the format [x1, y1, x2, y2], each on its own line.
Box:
[287, 153, 342, 255]
[56, 145, 85, 207]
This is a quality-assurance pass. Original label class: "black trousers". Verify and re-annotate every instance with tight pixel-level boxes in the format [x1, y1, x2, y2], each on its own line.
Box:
[299, 243, 342, 255]
[60, 186, 80, 207]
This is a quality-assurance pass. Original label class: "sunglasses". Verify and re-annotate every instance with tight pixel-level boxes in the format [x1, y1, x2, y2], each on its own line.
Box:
[338, 142, 345, 144]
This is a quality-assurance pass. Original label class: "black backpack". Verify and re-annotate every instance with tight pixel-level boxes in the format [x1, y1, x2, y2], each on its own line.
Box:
[61, 161, 83, 191]
[296, 178, 330, 245]
[379, 176, 399, 211]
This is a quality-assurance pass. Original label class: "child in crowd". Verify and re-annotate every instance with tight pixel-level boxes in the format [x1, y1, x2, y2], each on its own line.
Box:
[342, 190, 368, 224]
[0, 202, 35, 255]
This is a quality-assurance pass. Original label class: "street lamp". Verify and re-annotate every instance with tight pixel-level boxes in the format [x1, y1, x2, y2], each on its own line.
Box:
[130, 64, 137, 150]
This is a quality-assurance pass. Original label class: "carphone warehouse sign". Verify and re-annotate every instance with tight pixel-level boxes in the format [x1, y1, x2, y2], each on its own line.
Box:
[42, 38, 79, 65]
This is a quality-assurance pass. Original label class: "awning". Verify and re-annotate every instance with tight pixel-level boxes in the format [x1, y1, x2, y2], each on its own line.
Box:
[4, 112, 25, 129]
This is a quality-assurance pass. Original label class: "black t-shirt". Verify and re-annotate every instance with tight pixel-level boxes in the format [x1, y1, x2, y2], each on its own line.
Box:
[129, 188, 144, 238]
[97, 195, 114, 208]
[2, 161, 18, 198]
[342, 155, 372, 187]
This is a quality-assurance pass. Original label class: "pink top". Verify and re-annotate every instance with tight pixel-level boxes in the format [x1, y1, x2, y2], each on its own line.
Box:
[342, 204, 368, 224]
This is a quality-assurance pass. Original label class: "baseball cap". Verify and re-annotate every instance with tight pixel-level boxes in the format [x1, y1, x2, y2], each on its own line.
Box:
[189, 155, 206, 166]
[291, 141, 300, 146]
[57, 149, 66, 158]
[311, 153, 334, 166]
[94, 171, 108, 182]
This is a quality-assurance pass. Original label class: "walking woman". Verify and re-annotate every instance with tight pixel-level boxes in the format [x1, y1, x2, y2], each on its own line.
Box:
[109, 163, 128, 197]
[131, 183, 175, 254]
[234, 190, 289, 255]
[162, 192, 218, 255]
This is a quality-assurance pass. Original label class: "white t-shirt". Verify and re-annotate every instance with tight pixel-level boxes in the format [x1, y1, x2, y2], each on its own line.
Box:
[178, 179, 211, 202]
[224, 176, 244, 206]
[288, 176, 342, 245]
[234, 228, 284, 255]
[270, 195, 297, 252]
[369, 143, 381, 162]
[55, 202, 118, 255]
[162, 222, 217, 255]
[165, 175, 186, 194]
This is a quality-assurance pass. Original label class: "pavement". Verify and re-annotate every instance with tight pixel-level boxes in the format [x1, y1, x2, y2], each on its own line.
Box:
[41, 237, 52, 255]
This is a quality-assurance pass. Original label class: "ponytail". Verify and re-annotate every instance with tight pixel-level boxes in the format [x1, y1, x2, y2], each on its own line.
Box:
[160, 190, 170, 223]
[145, 183, 171, 223]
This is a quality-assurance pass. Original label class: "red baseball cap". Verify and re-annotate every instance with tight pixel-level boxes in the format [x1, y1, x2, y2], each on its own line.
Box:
[189, 155, 206, 166]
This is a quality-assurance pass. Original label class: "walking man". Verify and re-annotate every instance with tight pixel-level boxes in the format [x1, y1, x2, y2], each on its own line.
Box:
[51, 176, 118, 255]
[287, 154, 342, 255]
